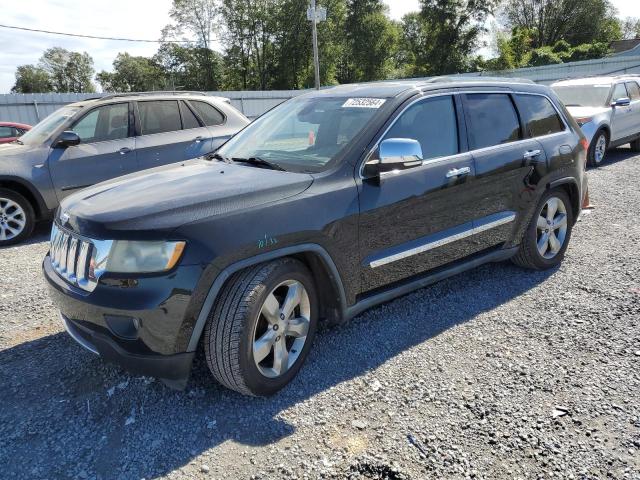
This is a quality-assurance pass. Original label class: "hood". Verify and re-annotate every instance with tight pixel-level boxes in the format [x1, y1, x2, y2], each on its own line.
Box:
[565, 105, 611, 118]
[60, 158, 314, 235]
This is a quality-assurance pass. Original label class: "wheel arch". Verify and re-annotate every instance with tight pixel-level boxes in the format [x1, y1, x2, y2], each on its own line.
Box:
[0, 176, 49, 220]
[186, 244, 348, 352]
[548, 177, 580, 224]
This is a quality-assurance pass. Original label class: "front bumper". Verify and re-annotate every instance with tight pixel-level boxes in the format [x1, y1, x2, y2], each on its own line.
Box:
[44, 255, 203, 387]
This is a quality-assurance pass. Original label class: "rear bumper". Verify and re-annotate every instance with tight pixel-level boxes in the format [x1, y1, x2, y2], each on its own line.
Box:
[61, 314, 195, 385]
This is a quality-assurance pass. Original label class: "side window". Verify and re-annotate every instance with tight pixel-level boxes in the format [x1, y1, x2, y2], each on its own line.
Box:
[514, 94, 564, 138]
[465, 93, 521, 150]
[179, 101, 201, 129]
[138, 101, 182, 135]
[189, 100, 225, 126]
[611, 83, 628, 101]
[71, 103, 129, 143]
[625, 82, 640, 100]
[0, 126, 13, 138]
[384, 95, 459, 161]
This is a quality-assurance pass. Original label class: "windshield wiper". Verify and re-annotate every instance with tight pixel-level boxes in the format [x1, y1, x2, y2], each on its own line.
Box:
[232, 157, 286, 171]
[207, 152, 232, 163]
[11, 139, 24, 145]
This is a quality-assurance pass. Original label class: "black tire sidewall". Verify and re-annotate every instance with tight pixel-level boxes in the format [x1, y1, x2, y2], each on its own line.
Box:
[525, 189, 574, 269]
[588, 131, 608, 167]
[238, 261, 318, 396]
[0, 188, 35, 246]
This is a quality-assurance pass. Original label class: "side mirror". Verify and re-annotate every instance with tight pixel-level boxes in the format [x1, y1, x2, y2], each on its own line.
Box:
[612, 97, 631, 107]
[54, 131, 81, 148]
[364, 138, 423, 179]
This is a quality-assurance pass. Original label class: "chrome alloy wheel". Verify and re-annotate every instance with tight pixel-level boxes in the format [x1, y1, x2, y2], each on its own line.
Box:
[252, 280, 311, 378]
[594, 133, 607, 164]
[0, 197, 26, 241]
[536, 197, 568, 259]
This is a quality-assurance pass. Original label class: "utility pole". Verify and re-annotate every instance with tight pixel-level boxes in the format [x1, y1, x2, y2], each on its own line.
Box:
[308, 0, 326, 90]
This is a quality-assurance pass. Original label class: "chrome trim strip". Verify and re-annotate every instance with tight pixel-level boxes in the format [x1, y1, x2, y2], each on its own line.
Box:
[61, 314, 99, 355]
[369, 213, 516, 268]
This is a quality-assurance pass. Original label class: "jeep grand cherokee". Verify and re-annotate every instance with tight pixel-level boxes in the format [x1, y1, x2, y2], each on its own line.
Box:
[43, 78, 588, 396]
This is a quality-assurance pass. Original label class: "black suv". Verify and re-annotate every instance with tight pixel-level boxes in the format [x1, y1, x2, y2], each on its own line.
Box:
[44, 79, 587, 396]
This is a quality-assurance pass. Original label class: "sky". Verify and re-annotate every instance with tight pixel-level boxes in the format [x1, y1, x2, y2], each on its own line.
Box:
[0, 0, 637, 93]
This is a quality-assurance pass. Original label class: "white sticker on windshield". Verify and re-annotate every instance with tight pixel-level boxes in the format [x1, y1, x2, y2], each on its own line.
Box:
[342, 98, 386, 109]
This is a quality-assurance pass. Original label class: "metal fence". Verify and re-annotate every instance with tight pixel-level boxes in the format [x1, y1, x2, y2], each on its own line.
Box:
[2, 53, 640, 125]
[0, 90, 306, 126]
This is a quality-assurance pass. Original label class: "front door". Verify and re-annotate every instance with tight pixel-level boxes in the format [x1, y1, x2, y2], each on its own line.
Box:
[358, 94, 478, 293]
[610, 83, 635, 141]
[48, 102, 137, 200]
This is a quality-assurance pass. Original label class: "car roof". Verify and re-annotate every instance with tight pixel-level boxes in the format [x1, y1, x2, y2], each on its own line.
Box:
[0, 121, 31, 129]
[552, 76, 640, 87]
[299, 76, 545, 99]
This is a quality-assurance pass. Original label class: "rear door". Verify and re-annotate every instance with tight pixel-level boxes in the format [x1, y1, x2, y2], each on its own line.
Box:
[188, 99, 238, 151]
[461, 92, 547, 250]
[624, 81, 640, 138]
[134, 100, 213, 171]
[48, 102, 136, 199]
[358, 94, 478, 292]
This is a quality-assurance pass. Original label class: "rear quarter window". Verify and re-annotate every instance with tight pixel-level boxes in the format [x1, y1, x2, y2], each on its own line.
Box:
[464, 93, 521, 150]
[189, 100, 225, 126]
[514, 94, 565, 138]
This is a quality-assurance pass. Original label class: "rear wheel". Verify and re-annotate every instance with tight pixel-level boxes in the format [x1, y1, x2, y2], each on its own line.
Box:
[203, 258, 318, 396]
[0, 188, 35, 246]
[512, 189, 574, 270]
[587, 130, 608, 167]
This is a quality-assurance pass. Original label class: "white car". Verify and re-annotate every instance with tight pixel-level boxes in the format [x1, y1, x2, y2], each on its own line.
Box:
[551, 76, 640, 166]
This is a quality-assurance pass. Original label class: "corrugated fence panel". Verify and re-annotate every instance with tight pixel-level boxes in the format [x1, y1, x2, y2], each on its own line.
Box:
[0, 90, 305, 125]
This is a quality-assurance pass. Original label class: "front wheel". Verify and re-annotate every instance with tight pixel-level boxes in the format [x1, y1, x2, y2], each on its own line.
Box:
[0, 188, 35, 247]
[587, 130, 608, 167]
[203, 258, 318, 396]
[512, 189, 574, 270]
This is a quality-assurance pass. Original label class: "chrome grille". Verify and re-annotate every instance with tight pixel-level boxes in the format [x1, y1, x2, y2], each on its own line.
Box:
[50, 224, 93, 290]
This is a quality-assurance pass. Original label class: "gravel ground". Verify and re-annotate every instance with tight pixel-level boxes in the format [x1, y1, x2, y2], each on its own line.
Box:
[1, 149, 639, 480]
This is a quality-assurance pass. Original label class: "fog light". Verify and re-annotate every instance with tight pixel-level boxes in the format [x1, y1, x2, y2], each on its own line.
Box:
[104, 315, 141, 340]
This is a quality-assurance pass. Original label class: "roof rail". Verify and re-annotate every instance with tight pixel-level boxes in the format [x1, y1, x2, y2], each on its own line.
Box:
[99, 91, 209, 100]
[422, 75, 535, 84]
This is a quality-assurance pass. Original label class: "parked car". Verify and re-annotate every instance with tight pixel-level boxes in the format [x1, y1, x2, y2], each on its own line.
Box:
[0, 121, 31, 144]
[551, 76, 640, 166]
[44, 78, 587, 396]
[0, 92, 249, 245]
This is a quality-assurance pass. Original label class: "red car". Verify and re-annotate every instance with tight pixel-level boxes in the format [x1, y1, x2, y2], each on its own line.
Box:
[0, 121, 32, 144]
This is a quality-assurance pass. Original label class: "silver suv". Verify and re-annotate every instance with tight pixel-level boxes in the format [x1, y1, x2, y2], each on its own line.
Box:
[552, 76, 640, 166]
[0, 92, 249, 246]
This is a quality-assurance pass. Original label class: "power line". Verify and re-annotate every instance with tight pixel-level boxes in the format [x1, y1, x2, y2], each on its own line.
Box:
[0, 23, 196, 44]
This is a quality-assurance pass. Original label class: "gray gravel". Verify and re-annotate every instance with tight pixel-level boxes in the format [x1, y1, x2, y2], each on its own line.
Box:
[1, 149, 639, 480]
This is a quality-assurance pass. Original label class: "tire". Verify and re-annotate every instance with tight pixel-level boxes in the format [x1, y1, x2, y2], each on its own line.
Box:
[0, 188, 35, 247]
[512, 188, 574, 270]
[630, 137, 640, 152]
[203, 258, 318, 396]
[587, 130, 608, 167]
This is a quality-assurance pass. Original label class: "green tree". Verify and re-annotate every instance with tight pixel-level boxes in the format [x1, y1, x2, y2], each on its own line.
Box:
[621, 17, 640, 40]
[338, 0, 399, 83]
[96, 53, 166, 92]
[154, 44, 224, 90]
[399, 0, 498, 77]
[11, 65, 52, 93]
[39, 47, 95, 93]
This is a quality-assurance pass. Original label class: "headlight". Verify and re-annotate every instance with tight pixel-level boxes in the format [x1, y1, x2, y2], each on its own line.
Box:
[104, 240, 186, 273]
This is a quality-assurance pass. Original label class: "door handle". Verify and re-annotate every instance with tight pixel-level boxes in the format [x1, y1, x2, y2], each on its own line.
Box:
[523, 149, 542, 159]
[118, 147, 131, 155]
[445, 166, 471, 178]
[193, 136, 204, 143]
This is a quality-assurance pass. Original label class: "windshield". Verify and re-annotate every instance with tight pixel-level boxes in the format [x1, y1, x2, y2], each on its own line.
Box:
[19, 106, 80, 145]
[216, 96, 384, 172]
[552, 85, 611, 108]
